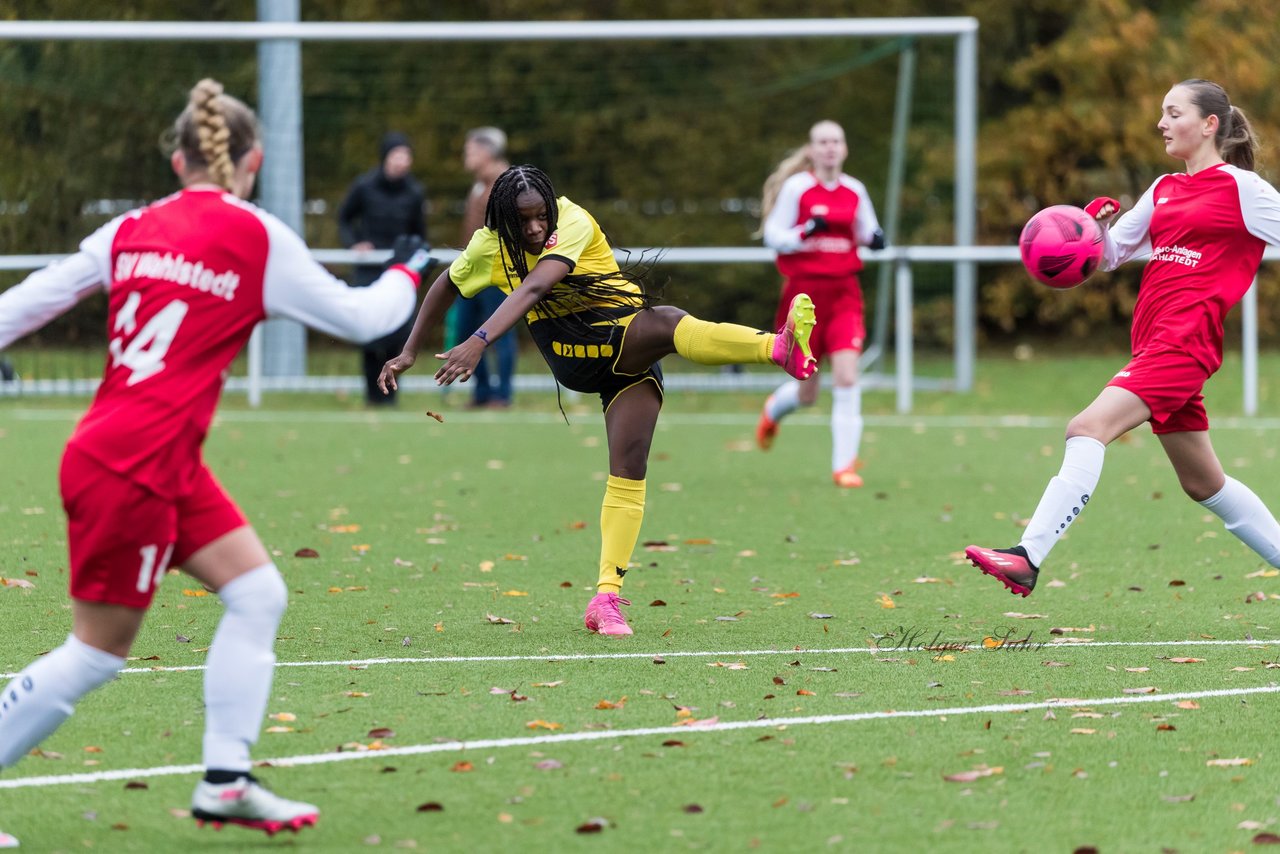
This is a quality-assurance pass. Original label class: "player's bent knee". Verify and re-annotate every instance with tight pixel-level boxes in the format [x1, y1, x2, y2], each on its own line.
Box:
[221, 564, 288, 620]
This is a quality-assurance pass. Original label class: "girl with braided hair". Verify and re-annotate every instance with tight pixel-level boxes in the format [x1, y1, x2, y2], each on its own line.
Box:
[0, 79, 427, 844]
[380, 165, 817, 636]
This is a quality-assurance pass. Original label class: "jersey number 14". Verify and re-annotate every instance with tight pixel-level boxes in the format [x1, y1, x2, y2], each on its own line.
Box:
[107, 292, 190, 386]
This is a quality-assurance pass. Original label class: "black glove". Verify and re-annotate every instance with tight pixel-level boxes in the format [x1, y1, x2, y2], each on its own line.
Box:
[388, 234, 434, 276]
[801, 215, 829, 238]
[868, 228, 886, 250]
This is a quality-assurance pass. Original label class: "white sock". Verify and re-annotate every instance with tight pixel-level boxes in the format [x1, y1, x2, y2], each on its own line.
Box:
[1018, 436, 1106, 567]
[1199, 476, 1280, 566]
[764, 380, 804, 423]
[203, 564, 288, 772]
[0, 634, 124, 768]
[831, 385, 862, 472]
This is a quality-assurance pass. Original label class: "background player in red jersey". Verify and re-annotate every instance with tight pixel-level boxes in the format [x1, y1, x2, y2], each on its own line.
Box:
[756, 120, 885, 488]
[0, 79, 424, 843]
[966, 79, 1280, 597]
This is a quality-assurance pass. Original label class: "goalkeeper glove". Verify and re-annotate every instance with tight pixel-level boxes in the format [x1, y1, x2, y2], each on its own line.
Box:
[867, 228, 886, 250]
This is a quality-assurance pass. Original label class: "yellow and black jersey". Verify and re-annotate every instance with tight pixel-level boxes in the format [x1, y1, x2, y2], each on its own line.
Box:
[447, 196, 644, 323]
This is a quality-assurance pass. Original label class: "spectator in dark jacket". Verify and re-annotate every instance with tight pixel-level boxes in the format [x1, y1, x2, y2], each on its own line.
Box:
[338, 132, 427, 405]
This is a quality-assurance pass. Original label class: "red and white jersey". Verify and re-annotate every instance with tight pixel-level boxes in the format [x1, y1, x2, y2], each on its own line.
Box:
[0, 187, 418, 498]
[763, 171, 881, 278]
[1102, 163, 1280, 370]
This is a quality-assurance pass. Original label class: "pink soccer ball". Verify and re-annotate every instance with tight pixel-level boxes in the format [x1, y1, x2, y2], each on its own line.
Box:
[1018, 204, 1104, 289]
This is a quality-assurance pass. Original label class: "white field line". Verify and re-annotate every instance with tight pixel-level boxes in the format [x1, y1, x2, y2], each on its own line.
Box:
[2, 683, 1276, 790]
[2, 638, 1276, 680]
[10, 407, 1280, 430]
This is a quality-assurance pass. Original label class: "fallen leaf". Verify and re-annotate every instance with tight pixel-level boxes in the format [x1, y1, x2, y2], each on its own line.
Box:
[1157, 724, 1176, 731]
[808, 613, 834, 620]
[294, 548, 320, 558]
[771, 592, 800, 599]
[1254, 832, 1280, 844]
[1206, 757, 1253, 767]
[797, 689, 816, 696]
[595, 697, 627, 710]
[526, 720, 563, 731]
[649, 599, 667, 606]
[416, 802, 444, 812]
[485, 614, 516, 625]
[943, 765, 1003, 782]
[0, 577, 35, 589]
[534, 759, 563, 770]
[451, 761, 474, 772]
[264, 725, 294, 734]
[707, 661, 748, 670]
[1160, 793, 1195, 803]
[1070, 729, 1097, 735]
[1122, 687, 1158, 694]
[1166, 657, 1205, 664]
[425, 411, 445, 423]
[181, 589, 210, 597]
[683, 804, 704, 814]
[1175, 700, 1201, 710]
[675, 716, 721, 728]
[123, 781, 148, 790]
[576, 818, 608, 834]
[877, 594, 896, 609]
[368, 727, 395, 738]
[1004, 612, 1048, 619]
[532, 680, 565, 688]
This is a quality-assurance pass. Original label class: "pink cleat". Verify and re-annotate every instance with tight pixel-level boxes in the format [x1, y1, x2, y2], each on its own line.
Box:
[584, 592, 633, 636]
[771, 294, 817, 381]
[965, 545, 1039, 597]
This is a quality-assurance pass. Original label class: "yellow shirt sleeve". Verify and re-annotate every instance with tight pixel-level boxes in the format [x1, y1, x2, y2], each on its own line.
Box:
[538, 197, 595, 271]
[448, 228, 502, 298]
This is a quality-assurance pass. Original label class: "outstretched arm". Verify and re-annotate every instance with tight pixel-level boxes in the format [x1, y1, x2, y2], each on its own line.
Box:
[432, 257, 569, 386]
[0, 252, 106, 350]
[378, 268, 459, 393]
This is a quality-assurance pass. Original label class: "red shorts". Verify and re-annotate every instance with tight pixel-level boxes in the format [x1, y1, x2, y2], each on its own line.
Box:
[59, 447, 248, 608]
[774, 274, 865, 363]
[1106, 348, 1211, 434]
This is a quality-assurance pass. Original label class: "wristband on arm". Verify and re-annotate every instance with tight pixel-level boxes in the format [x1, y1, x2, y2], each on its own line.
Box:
[471, 329, 490, 347]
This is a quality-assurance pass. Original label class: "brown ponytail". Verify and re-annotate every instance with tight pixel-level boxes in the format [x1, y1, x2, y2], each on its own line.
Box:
[1179, 79, 1259, 171]
[168, 78, 260, 189]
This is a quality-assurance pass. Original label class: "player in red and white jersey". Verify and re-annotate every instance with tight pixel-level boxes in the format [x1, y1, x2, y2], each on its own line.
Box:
[756, 120, 885, 488]
[0, 79, 422, 843]
[967, 79, 1280, 597]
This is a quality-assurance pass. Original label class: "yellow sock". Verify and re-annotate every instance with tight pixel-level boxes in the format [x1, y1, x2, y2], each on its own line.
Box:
[673, 316, 774, 366]
[598, 475, 646, 593]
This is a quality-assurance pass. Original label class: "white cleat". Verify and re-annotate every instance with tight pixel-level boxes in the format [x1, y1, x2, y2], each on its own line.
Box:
[0, 827, 18, 848]
[191, 775, 319, 836]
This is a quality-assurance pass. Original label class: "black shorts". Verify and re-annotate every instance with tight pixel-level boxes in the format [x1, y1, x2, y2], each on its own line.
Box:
[528, 307, 664, 412]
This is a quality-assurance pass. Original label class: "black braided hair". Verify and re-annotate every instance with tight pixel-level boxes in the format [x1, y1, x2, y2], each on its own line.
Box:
[485, 164, 663, 330]
[485, 165, 558, 282]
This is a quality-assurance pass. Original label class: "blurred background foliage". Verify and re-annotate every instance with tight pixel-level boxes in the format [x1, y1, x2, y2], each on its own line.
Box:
[2, 0, 1278, 352]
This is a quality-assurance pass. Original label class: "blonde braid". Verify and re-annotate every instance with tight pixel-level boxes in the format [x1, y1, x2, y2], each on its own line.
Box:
[190, 79, 235, 189]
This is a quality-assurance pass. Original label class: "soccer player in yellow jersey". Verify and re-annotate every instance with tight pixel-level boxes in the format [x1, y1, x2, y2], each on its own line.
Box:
[379, 166, 816, 635]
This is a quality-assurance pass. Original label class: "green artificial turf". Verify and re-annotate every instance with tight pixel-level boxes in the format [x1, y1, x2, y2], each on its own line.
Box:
[3, 355, 1280, 852]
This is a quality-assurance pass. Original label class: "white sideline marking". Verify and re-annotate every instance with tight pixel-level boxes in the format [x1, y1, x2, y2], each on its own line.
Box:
[2, 683, 1276, 790]
[2, 638, 1276, 680]
[10, 407, 1280, 430]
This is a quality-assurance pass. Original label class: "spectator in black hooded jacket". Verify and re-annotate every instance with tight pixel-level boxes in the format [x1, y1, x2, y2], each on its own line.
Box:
[338, 131, 428, 404]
